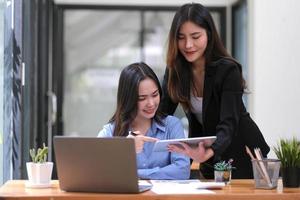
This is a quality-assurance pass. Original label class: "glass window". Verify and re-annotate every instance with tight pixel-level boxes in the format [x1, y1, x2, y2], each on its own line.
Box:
[63, 10, 175, 137]
[0, 0, 5, 184]
[63, 10, 141, 136]
[144, 11, 174, 79]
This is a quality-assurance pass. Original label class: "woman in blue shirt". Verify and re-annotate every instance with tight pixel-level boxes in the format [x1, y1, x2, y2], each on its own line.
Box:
[98, 62, 190, 180]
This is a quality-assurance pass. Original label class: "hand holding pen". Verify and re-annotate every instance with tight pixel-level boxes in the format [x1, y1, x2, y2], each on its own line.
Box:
[127, 131, 158, 153]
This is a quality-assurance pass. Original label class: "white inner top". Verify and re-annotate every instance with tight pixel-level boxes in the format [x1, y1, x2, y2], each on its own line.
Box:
[190, 96, 203, 124]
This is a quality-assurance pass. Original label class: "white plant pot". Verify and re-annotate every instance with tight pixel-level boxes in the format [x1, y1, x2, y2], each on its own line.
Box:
[26, 162, 53, 185]
[214, 170, 232, 184]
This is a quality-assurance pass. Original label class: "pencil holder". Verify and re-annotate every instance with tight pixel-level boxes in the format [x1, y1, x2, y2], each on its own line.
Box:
[251, 159, 280, 189]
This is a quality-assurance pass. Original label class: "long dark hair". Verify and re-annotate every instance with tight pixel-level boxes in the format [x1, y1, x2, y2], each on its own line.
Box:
[110, 62, 165, 136]
[166, 3, 245, 110]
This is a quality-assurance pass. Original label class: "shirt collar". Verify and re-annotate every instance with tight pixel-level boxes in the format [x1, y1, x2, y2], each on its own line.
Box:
[150, 119, 166, 135]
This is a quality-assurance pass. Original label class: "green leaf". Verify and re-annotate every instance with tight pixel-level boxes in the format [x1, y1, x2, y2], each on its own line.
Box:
[29, 144, 49, 163]
[273, 137, 300, 168]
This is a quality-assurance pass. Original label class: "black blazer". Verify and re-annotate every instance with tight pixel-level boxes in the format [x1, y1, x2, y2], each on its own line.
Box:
[160, 58, 270, 178]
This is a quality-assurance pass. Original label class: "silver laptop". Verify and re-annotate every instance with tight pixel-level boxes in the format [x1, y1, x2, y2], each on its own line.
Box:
[53, 136, 152, 193]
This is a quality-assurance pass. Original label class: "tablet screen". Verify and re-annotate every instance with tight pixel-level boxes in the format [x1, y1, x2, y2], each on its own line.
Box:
[152, 136, 216, 152]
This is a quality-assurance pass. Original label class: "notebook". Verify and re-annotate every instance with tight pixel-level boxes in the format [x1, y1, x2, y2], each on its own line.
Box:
[53, 136, 152, 193]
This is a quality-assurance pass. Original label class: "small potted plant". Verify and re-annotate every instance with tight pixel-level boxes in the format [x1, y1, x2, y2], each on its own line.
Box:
[214, 159, 235, 184]
[273, 137, 300, 187]
[26, 143, 53, 188]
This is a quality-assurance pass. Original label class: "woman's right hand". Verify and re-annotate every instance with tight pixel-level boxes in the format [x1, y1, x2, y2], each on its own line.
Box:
[168, 142, 214, 163]
[127, 131, 158, 153]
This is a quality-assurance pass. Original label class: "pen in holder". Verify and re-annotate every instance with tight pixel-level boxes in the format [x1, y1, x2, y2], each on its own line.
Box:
[251, 159, 280, 189]
[246, 146, 280, 189]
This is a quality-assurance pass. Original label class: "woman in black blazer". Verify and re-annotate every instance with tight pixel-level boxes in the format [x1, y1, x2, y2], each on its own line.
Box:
[160, 3, 270, 178]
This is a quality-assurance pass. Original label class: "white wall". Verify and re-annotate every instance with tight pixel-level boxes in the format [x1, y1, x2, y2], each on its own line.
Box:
[248, 0, 300, 158]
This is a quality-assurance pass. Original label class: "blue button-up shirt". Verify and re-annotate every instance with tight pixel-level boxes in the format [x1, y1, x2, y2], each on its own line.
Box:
[98, 115, 190, 180]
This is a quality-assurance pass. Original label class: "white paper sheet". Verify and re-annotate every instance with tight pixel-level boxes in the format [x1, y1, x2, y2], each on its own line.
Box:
[150, 179, 224, 194]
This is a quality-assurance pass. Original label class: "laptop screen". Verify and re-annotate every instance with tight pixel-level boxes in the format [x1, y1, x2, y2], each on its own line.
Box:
[54, 136, 148, 193]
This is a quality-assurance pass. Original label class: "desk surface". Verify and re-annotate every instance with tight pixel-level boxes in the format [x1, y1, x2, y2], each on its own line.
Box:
[0, 179, 300, 200]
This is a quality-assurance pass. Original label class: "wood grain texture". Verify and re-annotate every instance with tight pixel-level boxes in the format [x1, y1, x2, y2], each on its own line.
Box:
[0, 179, 300, 200]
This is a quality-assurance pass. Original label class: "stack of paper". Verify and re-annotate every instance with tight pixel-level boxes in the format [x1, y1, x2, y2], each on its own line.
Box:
[150, 179, 225, 194]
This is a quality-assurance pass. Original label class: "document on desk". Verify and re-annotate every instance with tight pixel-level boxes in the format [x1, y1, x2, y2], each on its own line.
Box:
[150, 179, 225, 194]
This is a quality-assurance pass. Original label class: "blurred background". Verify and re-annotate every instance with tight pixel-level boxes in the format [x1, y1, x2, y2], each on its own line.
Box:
[0, 0, 300, 184]
[62, 8, 224, 137]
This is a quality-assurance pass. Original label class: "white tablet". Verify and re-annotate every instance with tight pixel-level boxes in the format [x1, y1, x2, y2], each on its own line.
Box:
[152, 136, 216, 152]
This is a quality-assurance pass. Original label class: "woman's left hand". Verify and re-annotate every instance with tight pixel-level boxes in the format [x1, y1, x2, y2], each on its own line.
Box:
[168, 142, 214, 163]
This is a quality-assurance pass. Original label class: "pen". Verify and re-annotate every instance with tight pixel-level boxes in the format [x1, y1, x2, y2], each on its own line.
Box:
[245, 146, 268, 183]
[254, 148, 272, 187]
[128, 131, 139, 136]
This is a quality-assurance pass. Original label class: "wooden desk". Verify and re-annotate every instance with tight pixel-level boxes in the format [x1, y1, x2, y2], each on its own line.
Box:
[0, 179, 300, 200]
